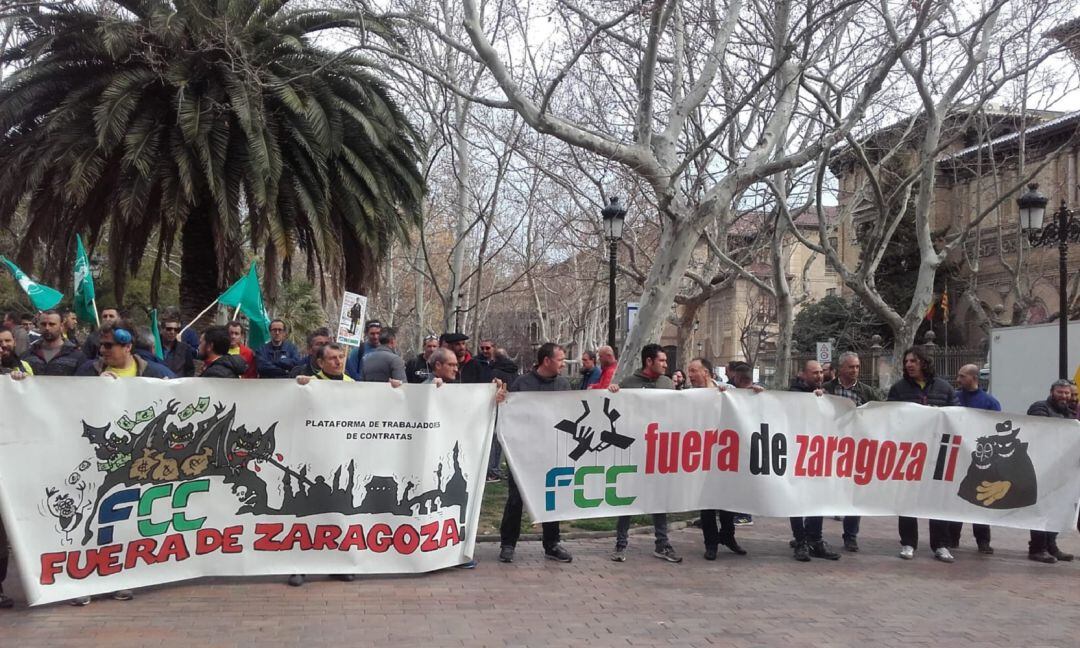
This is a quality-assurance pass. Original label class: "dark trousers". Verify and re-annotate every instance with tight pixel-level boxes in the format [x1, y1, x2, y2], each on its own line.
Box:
[700, 510, 736, 548]
[790, 516, 823, 543]
[947, 521, 991, 546]
[899, 516, 949, 550]
[1029, 530, 1059, 555]
[500, 472, 560, 550]
[0, 516, 8, 593]
[842, 516, 860, 540]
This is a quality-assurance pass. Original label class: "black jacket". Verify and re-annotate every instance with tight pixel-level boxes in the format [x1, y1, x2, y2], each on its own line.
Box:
[459, 355, 493, 384]
[22, 340, 86, 376]
[162, 340, 196, 377]
[1026, 398, 1072, 418]
[289, 357, 318, 378]
[405, 354, 430, 384]
[510, 370, 571, 393]
[200, 354, 248, 378]
[887, 375, 957, 407]
[788, 376, 820, 393]
[490, 356, 519, 388]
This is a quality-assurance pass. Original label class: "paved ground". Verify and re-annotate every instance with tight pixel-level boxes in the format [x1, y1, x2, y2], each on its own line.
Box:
[1, 515, 1078, 647]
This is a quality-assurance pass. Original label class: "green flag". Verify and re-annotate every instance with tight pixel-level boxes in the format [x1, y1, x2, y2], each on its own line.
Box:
[217, 262, 270, 349]
[73, 235, 98, 324]
[150, 308, 164, 360]
[1, 256, 63, 311]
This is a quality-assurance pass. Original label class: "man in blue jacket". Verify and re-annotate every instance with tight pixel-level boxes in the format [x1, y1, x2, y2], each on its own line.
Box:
[255, 319, 301, 378]
[345, 320, 381, 380]
[949, 364, 998, 554]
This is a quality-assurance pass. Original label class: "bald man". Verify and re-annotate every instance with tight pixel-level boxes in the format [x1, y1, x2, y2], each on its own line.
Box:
[589, 345, 617, 390]
[949, 363, 999, 553]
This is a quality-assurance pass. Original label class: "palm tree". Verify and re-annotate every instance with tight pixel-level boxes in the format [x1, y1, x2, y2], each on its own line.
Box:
[0, 0, 424, 323]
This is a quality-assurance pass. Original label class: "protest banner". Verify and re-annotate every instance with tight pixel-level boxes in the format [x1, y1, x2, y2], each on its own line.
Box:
[337, 291, 367, 347]
[497, 389, 1080, 531]
[0, 378, 496, 606]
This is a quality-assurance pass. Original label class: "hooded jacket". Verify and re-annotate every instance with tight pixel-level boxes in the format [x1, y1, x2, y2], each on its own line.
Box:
[200, 354, 248, 378]
[23, 339, 86, 376]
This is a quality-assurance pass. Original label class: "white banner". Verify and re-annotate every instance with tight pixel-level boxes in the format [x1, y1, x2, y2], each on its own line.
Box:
[497, 389, 1080, 531]
[0, 378, 495, 606]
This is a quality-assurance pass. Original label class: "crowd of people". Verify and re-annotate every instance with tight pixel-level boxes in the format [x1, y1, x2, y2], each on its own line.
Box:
[1, 307, 1079, 608]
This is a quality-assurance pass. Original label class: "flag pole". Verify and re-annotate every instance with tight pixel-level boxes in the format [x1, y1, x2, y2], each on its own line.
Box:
[232, 304, 241, 321]
[90, 297, 100, 328]
[178, 299, 219, 337]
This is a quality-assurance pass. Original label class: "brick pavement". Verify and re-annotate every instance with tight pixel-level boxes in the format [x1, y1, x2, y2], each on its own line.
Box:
[1, 515, 1078, 647]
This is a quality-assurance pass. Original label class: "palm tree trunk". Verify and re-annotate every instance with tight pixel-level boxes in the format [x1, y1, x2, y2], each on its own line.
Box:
[180, 203, 220, 328]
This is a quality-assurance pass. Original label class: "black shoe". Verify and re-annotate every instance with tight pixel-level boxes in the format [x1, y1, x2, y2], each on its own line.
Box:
[843, 536, 859, 552]
[788, 539, 797, 548]
[287, 574, 305, 587]
[793, 542, 811, 562]
[977, 542, 994, 555]
[1029, 551, 1058, 564]
[704, 547, 718, 561]
[809, 540, 841, 560]
[544, 545, 572, 563]
[498, 546, 514, 563]
[1048, 546, 1074, 562]
[719, 536, 747, 555]
[331, 574, 356, 582]
[0, 594, 13, 609]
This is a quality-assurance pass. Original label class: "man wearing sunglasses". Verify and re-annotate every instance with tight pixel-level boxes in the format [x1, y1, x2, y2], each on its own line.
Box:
[255, 319, 301, 378]
[159, 314, 196, 377]
[76, 326, 171, 378]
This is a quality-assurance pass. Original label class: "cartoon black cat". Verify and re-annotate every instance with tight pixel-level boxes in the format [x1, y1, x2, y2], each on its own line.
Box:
[957, 420, 1037, 509]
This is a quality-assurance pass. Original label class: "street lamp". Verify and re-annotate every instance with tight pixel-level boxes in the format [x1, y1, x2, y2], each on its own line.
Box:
[1017, 183, 1080, 378]
[601, 196, 627, 348]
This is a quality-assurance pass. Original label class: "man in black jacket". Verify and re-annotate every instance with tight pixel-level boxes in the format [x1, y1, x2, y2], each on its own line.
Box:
[406, 335, 440, 383]
[788, 360, 840, 562]
[887, 346, 957, 563]
[1025, 379, 1076, 564]
[498, 343, 573, 565]
[22, 310, 86, 376]
[199, 326, 248, 378]
[289, 328, 331, 378]
[160, 314, 196, 377]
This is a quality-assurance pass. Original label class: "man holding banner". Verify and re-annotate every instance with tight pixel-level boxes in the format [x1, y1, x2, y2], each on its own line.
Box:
[787, 360, 840, 562]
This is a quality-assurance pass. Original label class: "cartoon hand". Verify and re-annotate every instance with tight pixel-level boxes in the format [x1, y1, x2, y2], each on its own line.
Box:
[46, 486, 58, 497]
[574, 425, 595, 443]
[976, 480, 1011, 506]
[166, 399, 180, 415]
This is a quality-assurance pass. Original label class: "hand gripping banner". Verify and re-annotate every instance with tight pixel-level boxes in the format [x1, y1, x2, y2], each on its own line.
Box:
[497, 389, 1080, 530]
[0, 378, 496, 606]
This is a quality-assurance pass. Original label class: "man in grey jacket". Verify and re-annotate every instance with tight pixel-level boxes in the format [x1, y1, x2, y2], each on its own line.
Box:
[607, 343, 682, 564]
[361, 327, 407, 382]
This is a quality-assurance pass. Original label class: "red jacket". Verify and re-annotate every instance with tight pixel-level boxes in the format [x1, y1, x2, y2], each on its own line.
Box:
[589, 363, 617, 390]
[230, 345, 258, 379]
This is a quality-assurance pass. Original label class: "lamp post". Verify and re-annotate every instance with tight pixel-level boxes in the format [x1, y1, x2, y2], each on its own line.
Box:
[601, 197, 627, 348]
[1017, 183, 1080, 379]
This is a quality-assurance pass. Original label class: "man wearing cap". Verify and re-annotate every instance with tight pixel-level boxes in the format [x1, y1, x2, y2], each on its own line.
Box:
[442, 332, 488, 384]
[345, 320, 381, 380]
[75, 326, 172, 378]
[407, 335, 440, 383]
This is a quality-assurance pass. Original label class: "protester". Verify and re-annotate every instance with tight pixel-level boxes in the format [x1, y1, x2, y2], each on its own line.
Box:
[0, 329, 32, 375]
[672, 369, 686, 390]
[578, 350, 601, 389]
[720, 360, 762, 527]
[822, 351, 883, 552]
[199, 326, 248, 378]
[255, 319, 301, 378]
[20, 312, 39, 345]
[486, 348, 520, 482]
[788, 360, 840, 562]
[424, 347, 459, 384]
[822, 361, 834, 383]
[159, 314, 196, 377]
[131, 328, 177, 378]
[0, 367, 28, 609]
[1025, 379, 1076, 564]
[498, 343, 574, 565]
[61, 310, 80, 345]
[451, 333, 491, 384]
[22, 310, 86, 376]
[81, 306, 120, 359]
[361, 327, 407, 382]
[406, 335, 440, 384]
[949, 364, 997, 554]
[226, 321, 258, 379]
[345, 320, 381, 380]
[290, 328, 331, 378]
[607, 344, 682, 563]
[589, 345, 617, 390]
[688, 357, 747, 559]
[76, 325, 171, 378]
[887, 346, 958, 563]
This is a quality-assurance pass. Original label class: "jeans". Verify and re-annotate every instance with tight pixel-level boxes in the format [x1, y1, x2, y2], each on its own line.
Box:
[700, 510, 736, 548]
[899, 516, 949, 550]
[789, 516, 824, 543]
[1029, 530, 1059, 554]
[615, 514, 669, 550]
[842, 516, 861, 540]
[487, 438, 503, 476]
[947, 521, 990, 546]
[499, 473, 560, 550]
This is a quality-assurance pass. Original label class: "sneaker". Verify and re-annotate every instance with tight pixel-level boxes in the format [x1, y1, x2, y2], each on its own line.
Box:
[703, 547, 718, 561]
[719, 536, 747, 556]
[843, 536, 859, 552]
[1048, 546, 1074, 562]
[498, 545, 515, 563]
[544, 545, 572, 563]
[1029, 551, 1058, 564]
[793, 541, 811, 562]
[653, 545, 683, 563]
[69, 596, 92, 606]
[610, 548, 627, 562]
[977, 542, 994, 555]
[733, 515, 753, 526]
[899, 545, 915, 560]
[933, 547, 955, 563]
[809, 540, 840, 560]
[454, 559, 478, 569]
[287, 574, 305, 587]
[331, 574, 356, 582]
[110, 590, 134, 601]
[0, 594, 14, 609]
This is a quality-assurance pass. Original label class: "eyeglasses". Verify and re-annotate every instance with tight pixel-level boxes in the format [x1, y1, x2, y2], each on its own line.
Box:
[100, 342, 117, 350]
